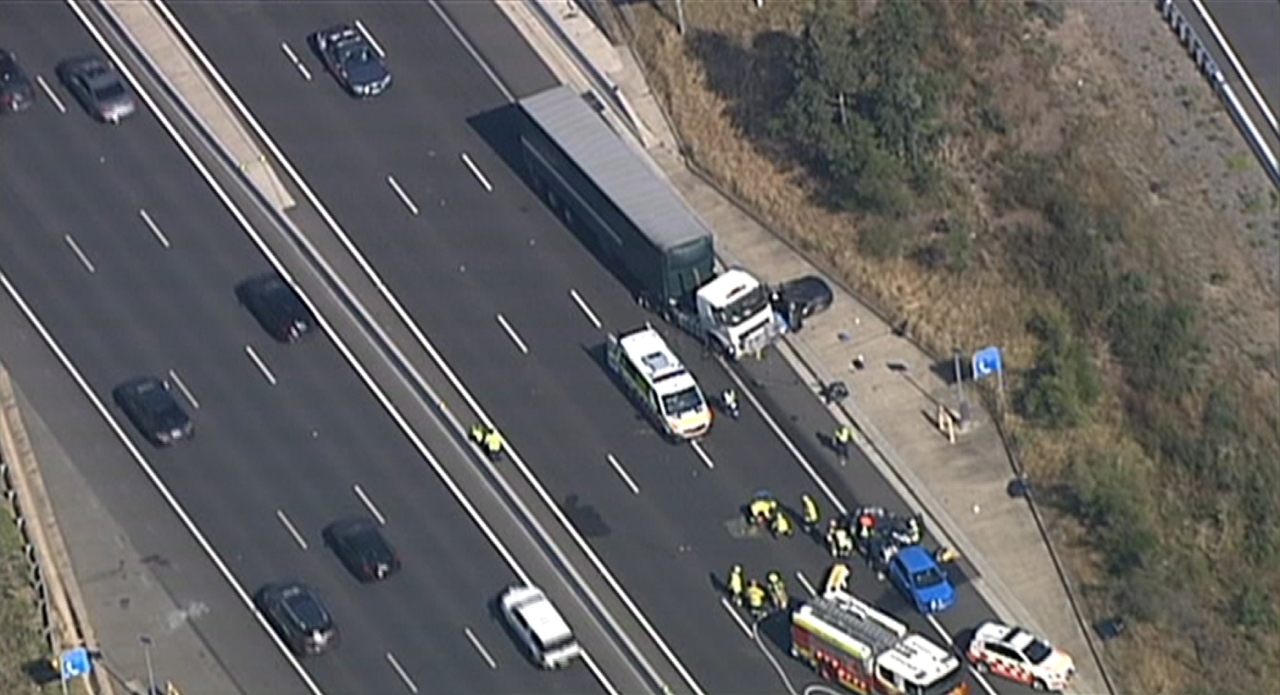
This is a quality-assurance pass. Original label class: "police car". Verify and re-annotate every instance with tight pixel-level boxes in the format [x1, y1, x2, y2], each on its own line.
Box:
[499, 585, 581, 669]
[605, 325, 712, 440]
[967, 622, 1075, 692]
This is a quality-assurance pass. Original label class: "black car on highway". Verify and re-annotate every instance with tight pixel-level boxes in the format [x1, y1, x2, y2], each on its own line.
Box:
[774, 276, 834, 323]
[255, 582, 339, 657]
[56, 55, 135, 123]
[311, 23, 391, 98]
[0, 49, 35, 113]
[323, 517, 401, 583]
[236, 274, 315, 343]
[112, 377, 193, 447]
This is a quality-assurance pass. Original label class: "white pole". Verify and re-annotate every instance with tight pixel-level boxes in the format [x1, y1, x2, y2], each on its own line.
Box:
[675, 0, 686, 35]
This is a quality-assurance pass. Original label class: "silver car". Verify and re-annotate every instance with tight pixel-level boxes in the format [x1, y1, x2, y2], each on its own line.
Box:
[57, 56, 135, 123]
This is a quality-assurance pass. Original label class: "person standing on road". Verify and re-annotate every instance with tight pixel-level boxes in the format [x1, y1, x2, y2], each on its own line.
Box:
[834, 425, 853, 464]
[482, 427, 505, 461]
[800, 494, 821, 536]
[727, 564, 746, 606]
[771, 510, 795, 539]
[745, 580, 767, 618]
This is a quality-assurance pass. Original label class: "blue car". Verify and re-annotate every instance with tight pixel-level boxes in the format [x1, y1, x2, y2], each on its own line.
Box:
[887, 545, 956, 614]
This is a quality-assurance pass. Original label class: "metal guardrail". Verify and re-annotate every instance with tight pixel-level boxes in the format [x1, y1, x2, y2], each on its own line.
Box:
[0, 456, 56, 655]
[1157, 0, 1280, 188]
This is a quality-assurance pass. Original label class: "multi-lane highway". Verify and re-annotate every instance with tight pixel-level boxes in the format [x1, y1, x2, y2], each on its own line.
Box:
[0, 3, 612, 694]
[156, 2, 1039, 694]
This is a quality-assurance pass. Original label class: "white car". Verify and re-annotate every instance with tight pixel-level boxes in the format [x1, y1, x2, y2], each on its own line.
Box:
[967, 622, 1075, 692]
[499, 585, 581, 669]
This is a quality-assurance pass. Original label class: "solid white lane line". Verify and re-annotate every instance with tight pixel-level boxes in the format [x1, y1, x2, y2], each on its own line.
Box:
[386, 175, 419, 216]
[63, 235, 95, 274]
[718, 597, 753, 639]
[689, 439, 714, 469]
[460, 152, 493, 193]
[152, 5, 696, 691]
[355, 19, 386, 59]
[423, 0, 513, 101]
[569, 289, 603, 329]
[463, 628, 497, 670]
[0, 265, 324, 695]
[276, 510, 308, 550]
[353, 484, 387, 525]
[166, 369, 200, 410]
[606, 454, 640, 495]
[1188, 0, 1278, 135]
[795, 570, 816, 598]
[581, 652, 622, 695]
[244, 345, 277, 385]
[35, 75, 66, 113]
[495, 314, 529, 354]
[139, 209, 171, 248]
[385, 652, 419, 694]
[279, 41, 312, 81]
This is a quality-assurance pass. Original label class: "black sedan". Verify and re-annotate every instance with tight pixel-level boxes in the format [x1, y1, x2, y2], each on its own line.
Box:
[236, 274, 315, 343]
[56, 55, 135, 123]
[0, 49, 35, 113]
[310, 23, 391, 98]
[112, 377, 193, 447]
[774, 275, 834, 323]
[323, 517, 400, 583]
[254, 582, 339, 657]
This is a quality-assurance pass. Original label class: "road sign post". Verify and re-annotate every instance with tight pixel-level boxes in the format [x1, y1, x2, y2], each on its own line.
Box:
[971, 346, 1004, 402]
[59, 646, 91, 695]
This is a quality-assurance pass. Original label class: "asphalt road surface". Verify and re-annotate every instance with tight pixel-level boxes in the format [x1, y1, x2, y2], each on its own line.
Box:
[1202, 0, 1280, 118]
[163, 3, 1042, 694]
[0, 3, 604, 694]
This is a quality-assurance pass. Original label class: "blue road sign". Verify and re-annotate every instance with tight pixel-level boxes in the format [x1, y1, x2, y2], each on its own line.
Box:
[972, 346, 1003, 380]
[60, 646, 91, 680]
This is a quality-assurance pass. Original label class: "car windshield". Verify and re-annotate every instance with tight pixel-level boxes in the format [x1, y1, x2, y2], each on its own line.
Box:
[535, 632, 576, 655]
[340, 45, 374, 65]
[92, 82, 126, 101]
[912, 567, 946, 589]
[661, 387, 704, 418]
[136, 383, 171, 410]
[285, 593, 327, 630]
[1023, 638, 1054, 664]
[351, 527, 388, 555]
[714, 286, 771, 326]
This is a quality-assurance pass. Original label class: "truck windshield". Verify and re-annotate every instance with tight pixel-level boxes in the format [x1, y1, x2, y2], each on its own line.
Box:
[714, 286, 771, 327]
[661, 387, 705, 418]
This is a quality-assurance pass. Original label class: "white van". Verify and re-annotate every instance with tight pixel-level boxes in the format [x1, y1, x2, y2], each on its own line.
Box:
[499, 585, 581, 669]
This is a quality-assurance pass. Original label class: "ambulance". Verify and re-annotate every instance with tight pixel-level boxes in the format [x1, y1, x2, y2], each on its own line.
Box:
[791, 590, 968, 695]
[606, 325, 712, 440]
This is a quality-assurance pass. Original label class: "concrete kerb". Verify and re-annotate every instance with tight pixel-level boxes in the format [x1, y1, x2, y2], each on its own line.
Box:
[0, 367, 113, 695]
[97, 0, 295, 212]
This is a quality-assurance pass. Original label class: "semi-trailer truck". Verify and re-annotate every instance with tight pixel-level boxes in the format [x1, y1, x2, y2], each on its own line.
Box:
[517, 85, 792, 359]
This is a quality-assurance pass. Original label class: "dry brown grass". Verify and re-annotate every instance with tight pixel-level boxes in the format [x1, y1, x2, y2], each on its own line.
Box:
[621, 0, 1280, 692]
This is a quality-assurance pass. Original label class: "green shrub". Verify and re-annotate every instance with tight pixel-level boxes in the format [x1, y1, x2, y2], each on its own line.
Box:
[1234, 586, 1276, 630]
[1016, 309, 1100, 427]
[859, 219, 910, 259]
[1068, 445, 1160, 577]
[1108, 292, 1202, 397]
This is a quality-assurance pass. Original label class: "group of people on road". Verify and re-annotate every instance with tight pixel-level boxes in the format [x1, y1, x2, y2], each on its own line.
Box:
[747, 491, 823, 541]
[468, 423, 506, 461]
[726, 563, 790, 620]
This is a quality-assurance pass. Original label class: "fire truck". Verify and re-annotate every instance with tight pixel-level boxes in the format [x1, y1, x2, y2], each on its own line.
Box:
[790, 590, 969, 695]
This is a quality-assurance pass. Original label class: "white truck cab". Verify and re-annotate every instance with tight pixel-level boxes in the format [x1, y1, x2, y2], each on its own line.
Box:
[693, 269, 786, 359]
[606, 325, 712, 439]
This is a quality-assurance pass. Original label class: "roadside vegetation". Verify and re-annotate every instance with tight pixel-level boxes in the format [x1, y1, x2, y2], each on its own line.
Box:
[1, 503, 53, 695]
[617, 0, 1280, 691]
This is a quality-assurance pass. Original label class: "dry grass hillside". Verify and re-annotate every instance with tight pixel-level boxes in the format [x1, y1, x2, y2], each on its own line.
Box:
[613, 0, 1280, 692]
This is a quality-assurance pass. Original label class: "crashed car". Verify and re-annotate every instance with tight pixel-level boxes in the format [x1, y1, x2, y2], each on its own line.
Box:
[311, 24, 391, 97]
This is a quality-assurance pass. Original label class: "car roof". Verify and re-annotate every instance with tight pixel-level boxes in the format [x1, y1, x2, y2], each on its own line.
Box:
[504, 586, 573, 640]
[118, 376, 164, 393]
[279, 584, 329, 627]
[330, 517, 381, 540]
[895, 545, 937, 572]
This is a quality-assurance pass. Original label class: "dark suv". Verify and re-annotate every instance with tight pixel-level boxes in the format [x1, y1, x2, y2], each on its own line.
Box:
[236, 274, 315, 343]
[112, 376, 193, 447]
[255, 582, 339, 657]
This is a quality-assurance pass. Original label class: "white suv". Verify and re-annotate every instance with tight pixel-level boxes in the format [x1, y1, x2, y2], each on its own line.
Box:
[499, 585, 581, 669]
